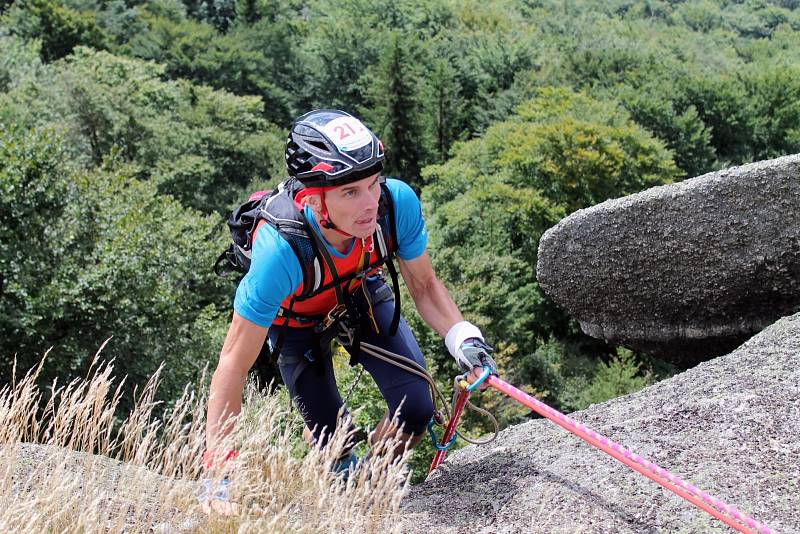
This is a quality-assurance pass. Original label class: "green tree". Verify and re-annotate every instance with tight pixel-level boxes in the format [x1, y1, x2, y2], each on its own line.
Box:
[740, 65, 800, 159]
[424, 57, 466, 161]
[679, 66, 800, 165]
[579, 348, 654, 408]
[3, 47, 284, 212]
[0, 125, 230, 412]
[121, 10, 303, 125]
[494, 88, 679, 212]
[0, 30, 43, 92]
[0, 126, 71, 374]
[299, 0, 383, 112]
[607, 81, 716, 178]
[4, 0, 106, 61]
[361, 32, 430, 186]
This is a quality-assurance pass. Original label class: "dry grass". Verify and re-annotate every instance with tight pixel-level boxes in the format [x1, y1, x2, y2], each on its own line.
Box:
[0, 344, 410, 533]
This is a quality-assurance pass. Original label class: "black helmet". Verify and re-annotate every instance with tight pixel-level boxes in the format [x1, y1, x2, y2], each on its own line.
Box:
[285, 109, 384, 187]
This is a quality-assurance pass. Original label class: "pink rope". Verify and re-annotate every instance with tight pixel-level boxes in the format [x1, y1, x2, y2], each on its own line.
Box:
[486, 375, 773, 534]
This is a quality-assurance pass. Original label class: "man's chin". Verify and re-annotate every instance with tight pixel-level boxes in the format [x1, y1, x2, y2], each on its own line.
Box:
[351, 221, 377, 239]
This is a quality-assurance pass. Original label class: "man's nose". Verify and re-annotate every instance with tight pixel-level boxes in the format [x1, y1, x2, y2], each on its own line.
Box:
[363, 189, 380, 211]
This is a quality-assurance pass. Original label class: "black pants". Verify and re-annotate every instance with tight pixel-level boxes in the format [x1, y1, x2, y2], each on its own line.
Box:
[267, 277, 434, 446]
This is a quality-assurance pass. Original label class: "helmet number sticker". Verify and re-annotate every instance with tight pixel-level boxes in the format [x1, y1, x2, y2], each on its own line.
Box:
[321, 116, 372, 152]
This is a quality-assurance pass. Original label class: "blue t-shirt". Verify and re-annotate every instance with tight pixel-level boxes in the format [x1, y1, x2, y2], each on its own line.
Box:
[234, 178, 427, 327]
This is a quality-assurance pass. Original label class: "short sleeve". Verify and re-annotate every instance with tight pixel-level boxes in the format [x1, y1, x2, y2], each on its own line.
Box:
[233, 223, 303, 327]
[386, 178, 428, 260]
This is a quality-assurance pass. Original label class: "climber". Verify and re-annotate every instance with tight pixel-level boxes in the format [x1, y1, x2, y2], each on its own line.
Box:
[201, 109, 496, 514]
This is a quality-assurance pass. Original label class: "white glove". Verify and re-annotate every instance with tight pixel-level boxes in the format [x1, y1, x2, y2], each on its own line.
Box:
[445, 321, 497, 374]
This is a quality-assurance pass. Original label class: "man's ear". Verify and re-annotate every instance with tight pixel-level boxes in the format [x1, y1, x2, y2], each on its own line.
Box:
[304, 193, 322, 212]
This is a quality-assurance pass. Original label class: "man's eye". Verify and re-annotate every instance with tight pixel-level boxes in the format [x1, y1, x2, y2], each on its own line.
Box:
[344, 190, 357, 198]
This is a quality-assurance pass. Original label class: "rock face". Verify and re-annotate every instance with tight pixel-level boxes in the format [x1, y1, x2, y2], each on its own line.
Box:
[400, 312, 800, 534]
[536, 154, 800, 365]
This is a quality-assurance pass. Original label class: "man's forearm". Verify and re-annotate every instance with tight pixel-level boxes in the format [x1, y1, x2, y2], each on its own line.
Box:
[205, 312, 268, 453]
[409, 276, 463, 337]
[205, 361, 248, 450]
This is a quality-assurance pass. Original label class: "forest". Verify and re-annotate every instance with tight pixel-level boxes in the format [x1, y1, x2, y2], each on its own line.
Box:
[2, 0, 799, 477]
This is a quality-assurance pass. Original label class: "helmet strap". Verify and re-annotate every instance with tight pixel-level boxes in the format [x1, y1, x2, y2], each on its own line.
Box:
[319, 192, 354, 237]
[294, 187, 353, 237]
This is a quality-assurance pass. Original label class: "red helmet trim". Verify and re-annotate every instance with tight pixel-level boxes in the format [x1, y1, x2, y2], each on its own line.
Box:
[310, 162, 335, 173]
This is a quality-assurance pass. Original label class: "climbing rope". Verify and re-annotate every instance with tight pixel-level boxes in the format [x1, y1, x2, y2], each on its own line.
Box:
[429, 368, 773, 534]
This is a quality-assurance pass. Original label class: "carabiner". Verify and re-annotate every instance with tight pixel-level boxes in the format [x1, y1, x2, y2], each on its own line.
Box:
[427, 420, 458, 451]
[464, 366, 492, 392]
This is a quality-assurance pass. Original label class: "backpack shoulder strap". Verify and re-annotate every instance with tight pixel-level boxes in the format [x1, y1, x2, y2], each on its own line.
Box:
[375, 181, 401, 335]
[377, 182, 398, 254]
[214, 191, 274, 277]
[258, 180, 325, 298]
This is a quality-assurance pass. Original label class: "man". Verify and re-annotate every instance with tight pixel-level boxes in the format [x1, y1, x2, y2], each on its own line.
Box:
[203, 109, 495, 510]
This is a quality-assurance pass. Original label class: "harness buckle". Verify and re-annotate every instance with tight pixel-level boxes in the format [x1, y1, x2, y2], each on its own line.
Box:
[319, 303, 348, 331]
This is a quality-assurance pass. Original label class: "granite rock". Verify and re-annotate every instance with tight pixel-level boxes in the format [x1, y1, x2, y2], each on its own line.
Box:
[536, 154, 800, 365]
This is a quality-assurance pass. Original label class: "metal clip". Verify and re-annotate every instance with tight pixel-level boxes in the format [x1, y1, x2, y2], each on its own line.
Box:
[319, 303, 347, 331]
[336, 323, 356, 347]
[362, 237, 375, 253]
[427, 420, 458, 451]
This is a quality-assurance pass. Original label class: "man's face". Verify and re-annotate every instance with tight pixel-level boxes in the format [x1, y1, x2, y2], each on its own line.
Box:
[320, 172, 382, 239]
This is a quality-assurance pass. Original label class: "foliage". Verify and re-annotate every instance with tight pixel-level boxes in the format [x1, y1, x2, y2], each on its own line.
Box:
[0, 30, 43, 92]
[361, 32, 430, 186]
[4, 0, 107, 61]
[514, 339, 658, 412]
[120, 8, 304, 125]
[679, 65, 800, 165]
[500, 88, 680, 210]
[0, 125, 72, 374]
[579, 347, 655, 408]
[0, 124, 230, 411]
[2, 47, 284, 212]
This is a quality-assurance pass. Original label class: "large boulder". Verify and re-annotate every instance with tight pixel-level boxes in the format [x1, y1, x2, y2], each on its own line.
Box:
[536, 154, 800, 365]
[400, 312, 800, 533]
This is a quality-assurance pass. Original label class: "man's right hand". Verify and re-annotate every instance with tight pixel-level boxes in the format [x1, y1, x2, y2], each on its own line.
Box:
[198, 477, 240, 516]
[445, 321, 498, 376]
[199, 449, 241, 516]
